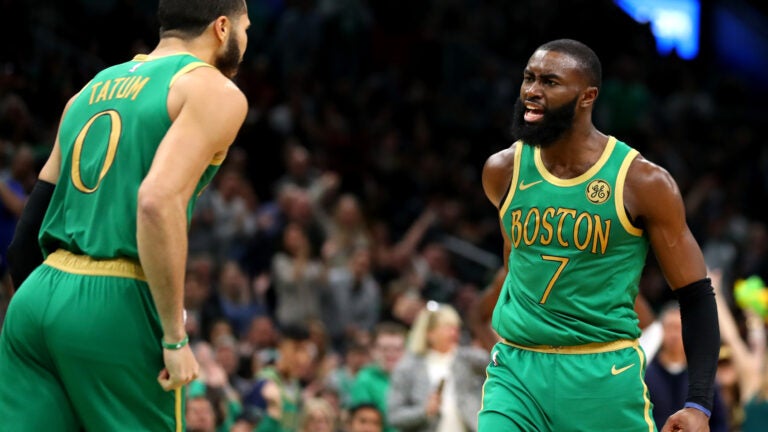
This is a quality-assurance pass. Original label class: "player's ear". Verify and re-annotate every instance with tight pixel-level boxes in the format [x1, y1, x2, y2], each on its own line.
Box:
[580, 86, 598, 108]
[212, 16, 231, 43]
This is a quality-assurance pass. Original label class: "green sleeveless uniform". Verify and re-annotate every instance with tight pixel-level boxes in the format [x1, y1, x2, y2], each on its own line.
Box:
[479, 137, 658, 432]
[0, 53, 223, 432]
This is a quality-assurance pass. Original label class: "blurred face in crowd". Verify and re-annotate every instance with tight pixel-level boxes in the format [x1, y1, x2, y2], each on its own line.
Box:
[216, 170, 242, 200]
[184, 272, 209, 309]
[511, 49, 585, 148]
[186, 397, 216, 432]
[219, 261, 249, 301]
[246, 316, 277, 348]
[281, 339, 316, 379]
[427, 317, 460, 354]
[348, 406, 383, 432]
[350, 248, 371, 278]
[661, 307, 684, 356]
[346, 346, 371, 374]
[301, 398, 336, 432]
[335, 194, 363, 228]
[283, 223, 310, 256]
[209, 319, 234, 343]
[302, 410, 333, 432]
[214, 336, 240, 375]
[374, 333, 405, 373]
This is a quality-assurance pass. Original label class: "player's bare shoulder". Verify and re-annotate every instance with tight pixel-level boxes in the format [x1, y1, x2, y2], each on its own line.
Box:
[624, 153, 684, 219]
[482, 142, 519, 209]
[169, 65, 248, 123]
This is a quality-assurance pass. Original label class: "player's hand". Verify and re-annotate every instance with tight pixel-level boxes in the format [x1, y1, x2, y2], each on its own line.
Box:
[157, 344, 199, 391]
[661, 407, 710, 432]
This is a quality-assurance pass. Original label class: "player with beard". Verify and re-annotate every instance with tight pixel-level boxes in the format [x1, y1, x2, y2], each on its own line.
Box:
[0, 1, 250, 430]
[473, 39, 719, 432]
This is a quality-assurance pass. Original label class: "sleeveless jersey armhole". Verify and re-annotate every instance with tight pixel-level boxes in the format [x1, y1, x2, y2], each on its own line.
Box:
[615, 149, 644, 237]
[499, 141, 523, 218]
[168, 62, 215, 88]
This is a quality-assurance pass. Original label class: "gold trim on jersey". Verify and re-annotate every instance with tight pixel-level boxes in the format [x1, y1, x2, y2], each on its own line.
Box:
[210, 151, 227, 166]
[499, 140, 523, 218]
[501, 338, 637, 354]
[534, 136, 617, 187]
[169, 62, 215, 88]
[44, 249, 146, 281]
[132, 52, 196, 62]
[616, 149, 644, 237]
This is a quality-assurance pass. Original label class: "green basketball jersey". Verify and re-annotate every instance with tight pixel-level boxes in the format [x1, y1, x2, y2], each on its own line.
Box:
[493, 137, 649, 346]
[39, 53, 224, 260]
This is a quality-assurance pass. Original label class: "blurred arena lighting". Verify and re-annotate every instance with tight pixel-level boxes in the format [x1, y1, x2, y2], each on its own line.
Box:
[614, 0, 700, 60]
[713, 1, 768, 91]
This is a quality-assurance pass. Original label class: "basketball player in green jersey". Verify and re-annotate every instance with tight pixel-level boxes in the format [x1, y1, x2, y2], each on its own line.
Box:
[0, 1, 250, 430]
[475, 39, 720, 432]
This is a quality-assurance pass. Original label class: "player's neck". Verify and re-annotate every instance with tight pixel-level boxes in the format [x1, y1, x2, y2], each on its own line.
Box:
[538, 128, 607, 177]
[149, 37, 215, 65]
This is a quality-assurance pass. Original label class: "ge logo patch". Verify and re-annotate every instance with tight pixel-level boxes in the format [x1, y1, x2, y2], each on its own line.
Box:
[586, 179, 610, 204]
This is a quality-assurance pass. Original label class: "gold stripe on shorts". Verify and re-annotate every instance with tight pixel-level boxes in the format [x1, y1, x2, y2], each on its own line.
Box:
[502, 338, 638, 354]
[175, 387, 183, 432]
[44, 249, 146, 281]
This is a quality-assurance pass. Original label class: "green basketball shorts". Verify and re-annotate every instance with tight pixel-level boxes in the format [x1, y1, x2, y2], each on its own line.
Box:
[0, 249, 186, 432]
[478, 339, 656, 432]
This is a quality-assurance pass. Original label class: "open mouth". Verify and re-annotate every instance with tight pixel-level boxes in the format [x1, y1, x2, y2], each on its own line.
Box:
[524, 104, 544, 122]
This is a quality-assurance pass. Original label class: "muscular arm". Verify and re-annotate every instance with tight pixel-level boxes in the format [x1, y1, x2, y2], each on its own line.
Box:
[136, 69, 247, 343]
[466, 145, 516, 351]
[627, 156, 719, 423]
[625, 157, 707, 287]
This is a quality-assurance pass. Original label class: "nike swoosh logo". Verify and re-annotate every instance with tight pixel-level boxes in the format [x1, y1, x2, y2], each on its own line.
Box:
[611, 363, 636, 375]
[519, 180, 543, 190]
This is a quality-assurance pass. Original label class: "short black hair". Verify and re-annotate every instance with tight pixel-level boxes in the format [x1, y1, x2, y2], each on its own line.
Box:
[158, 0, 246, 38]
[279, 323, 311, 342]
[348, 402, 383, 418]
[536, 39, 602, 88]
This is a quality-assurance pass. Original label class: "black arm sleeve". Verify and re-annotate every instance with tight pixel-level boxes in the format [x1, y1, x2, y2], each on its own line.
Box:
[6, 180, 55, 289]
[674, 277, 720, 413]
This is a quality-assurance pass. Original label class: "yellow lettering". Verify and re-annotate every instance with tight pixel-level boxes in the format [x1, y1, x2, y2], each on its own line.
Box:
[109, 77, 126, 100]
[510, 210, 523, 248]
[94, 80, 111, 103]
[509, 207, 612, 255]
[523, 208, 540, 246]
[89, 81, 103, 104]
[540, 207, 555, 245]
[116, 76, 136, 98]
[556, 208, 576, 247]
[592, 216, 610, 255]
[127, 76, 150, 100]
[574, 212, 592, 251]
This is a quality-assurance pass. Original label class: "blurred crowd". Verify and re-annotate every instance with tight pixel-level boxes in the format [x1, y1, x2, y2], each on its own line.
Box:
[1, 0, 768, 431]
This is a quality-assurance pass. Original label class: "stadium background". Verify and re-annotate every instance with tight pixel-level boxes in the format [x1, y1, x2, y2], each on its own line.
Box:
[1, 0, 767, 431]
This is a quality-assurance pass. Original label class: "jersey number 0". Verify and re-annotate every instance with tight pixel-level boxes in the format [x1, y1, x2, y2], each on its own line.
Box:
[71, 110, 122, 194]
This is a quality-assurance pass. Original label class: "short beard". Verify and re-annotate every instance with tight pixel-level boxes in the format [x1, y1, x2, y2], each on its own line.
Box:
[510, 97, 577, 148]
[215, 34, 242, 79]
